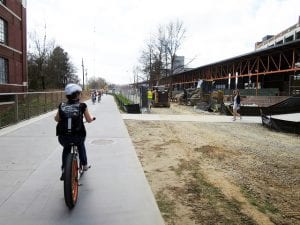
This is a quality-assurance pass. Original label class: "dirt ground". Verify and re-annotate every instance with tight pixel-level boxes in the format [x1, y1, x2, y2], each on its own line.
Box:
[124, 103, 300, 225]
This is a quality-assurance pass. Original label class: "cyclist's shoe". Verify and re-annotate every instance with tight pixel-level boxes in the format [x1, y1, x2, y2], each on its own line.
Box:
[83, 165, 91, 171]
[60, 169, 65, 181]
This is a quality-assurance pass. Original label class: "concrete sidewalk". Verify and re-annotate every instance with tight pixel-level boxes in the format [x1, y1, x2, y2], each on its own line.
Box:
[0, 95, 164, 225]
[122, 113, 262, 123]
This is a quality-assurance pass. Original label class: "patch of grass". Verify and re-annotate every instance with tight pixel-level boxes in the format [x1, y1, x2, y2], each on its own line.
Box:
[155, 149, 167, 158]
[263, 201, 279, 214]
[173, 159, 191, 176]
[194, 145, 225, 161]
[169, 165, 175, 171]
[194, 145, 216, 153]
[113, 94, 127, 112]
[186, 175, 258, 225]
[189, 170, 221, 199]
[156, 153, 162, 158]
[155, 190, 176, 221]
[114, 94, 133, 105]
[241, 186, 279, 214]
[176, 160, 258, 225]
[241, 186, 259, 206]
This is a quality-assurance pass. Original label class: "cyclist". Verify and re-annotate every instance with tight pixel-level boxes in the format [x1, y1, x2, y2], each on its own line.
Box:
[97, 90, 101, 103]
[91, 91, 97, 104]
[55, 83, 95, 180]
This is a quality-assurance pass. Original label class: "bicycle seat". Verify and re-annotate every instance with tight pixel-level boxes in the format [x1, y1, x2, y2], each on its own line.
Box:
[68, 142, 76, 147]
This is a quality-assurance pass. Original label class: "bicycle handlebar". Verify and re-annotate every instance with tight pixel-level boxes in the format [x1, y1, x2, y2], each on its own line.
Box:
[84, 117, 96, 123]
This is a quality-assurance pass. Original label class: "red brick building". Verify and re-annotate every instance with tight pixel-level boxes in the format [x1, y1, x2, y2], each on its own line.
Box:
[0, 0, 26, 93]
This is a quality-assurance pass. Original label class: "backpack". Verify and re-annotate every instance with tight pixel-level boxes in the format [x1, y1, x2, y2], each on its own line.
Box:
[59, 102, 83, 135]
[237, 95, 241, 105]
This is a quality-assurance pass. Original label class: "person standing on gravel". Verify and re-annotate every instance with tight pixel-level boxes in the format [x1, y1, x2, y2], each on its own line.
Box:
[232, 89, 241, 121]
[147, 89, 153, 112]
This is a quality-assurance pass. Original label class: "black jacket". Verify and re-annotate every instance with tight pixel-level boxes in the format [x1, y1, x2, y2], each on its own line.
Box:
[56, 101, 87, 136]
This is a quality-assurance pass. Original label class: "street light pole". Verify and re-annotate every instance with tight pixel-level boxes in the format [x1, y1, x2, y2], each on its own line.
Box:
[85, 69, 88, 90]
[82, 58, 85, 90]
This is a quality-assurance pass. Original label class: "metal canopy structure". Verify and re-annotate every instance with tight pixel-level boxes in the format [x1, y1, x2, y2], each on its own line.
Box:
[159, 40, 300, 94]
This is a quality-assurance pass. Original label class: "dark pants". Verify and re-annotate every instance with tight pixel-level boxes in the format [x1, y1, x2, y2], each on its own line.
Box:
[58, 135, 87, 170]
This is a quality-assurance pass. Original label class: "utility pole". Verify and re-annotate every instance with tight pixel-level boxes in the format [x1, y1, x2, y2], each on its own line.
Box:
[82, 58, 85, 90]
[165, 44, 168, 78]
[85, 69, 88, 90]
[149, 47, 152, 87]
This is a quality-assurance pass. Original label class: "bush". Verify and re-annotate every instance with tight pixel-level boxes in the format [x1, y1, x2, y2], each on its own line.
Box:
[114, 94, 133, 105]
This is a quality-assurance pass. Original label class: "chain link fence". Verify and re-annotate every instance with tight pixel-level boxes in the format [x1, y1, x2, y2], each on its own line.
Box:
[118, 85, 141, 104]
[0, 91, 66, 128]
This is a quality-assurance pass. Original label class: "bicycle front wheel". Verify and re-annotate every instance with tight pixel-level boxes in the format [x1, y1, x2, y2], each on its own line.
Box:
[64, 153, 79, 209]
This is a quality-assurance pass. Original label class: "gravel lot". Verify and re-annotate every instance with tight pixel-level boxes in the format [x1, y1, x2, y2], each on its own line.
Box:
[124, 103, 300, 225]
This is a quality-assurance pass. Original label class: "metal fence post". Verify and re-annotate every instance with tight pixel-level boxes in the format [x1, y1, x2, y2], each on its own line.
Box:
[15, 94, 19, 122]
[27, 93, 30, 119]
[44, 92, 47, 112]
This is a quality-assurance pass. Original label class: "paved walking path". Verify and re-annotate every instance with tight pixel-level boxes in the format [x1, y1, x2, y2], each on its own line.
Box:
[122, 113, 262, 123]
[271, 113, 300, 122]
[0, 95, 164, 225]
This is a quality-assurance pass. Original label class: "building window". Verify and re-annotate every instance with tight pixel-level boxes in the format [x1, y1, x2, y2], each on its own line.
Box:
[0, 57, 8, 84]
[0, 18, 8, 44]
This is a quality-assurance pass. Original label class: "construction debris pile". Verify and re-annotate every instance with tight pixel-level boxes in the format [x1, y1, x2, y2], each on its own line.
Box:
[173, 84, 227, 114]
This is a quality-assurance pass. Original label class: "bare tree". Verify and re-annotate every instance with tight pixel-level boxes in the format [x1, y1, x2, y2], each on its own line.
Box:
[28, 28, 55, 90]
[88, 77, 107, 90]
[138, 38, 155, 82]
[164, 20, 186, 76]
[28, 29, 78, 90]
[132, 65, 142, 85]
[152, 26, 166, 84]
[137, 20, 186, 87]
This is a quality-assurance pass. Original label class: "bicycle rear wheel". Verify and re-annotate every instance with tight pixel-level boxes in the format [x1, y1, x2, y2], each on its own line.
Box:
[64, 153, 79, 209]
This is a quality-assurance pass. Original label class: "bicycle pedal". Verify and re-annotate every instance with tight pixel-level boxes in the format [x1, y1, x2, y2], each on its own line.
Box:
[83, 165, 91, 171]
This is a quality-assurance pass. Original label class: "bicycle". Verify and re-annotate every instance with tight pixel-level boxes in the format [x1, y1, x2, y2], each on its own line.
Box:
[63, 143, 81, 209]
[92, 96, 96, 104]
[63, 118, 95, 209]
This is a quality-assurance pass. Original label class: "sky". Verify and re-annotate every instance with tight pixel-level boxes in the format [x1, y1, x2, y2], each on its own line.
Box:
[27, 0, 300, 85]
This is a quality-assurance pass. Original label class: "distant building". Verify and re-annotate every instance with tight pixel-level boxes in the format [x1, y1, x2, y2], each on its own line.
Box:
[255, 16, 300, 50]
[173, 56, 194, 75]
[0, 0, 27, 93]
[173, 55, 185, 74]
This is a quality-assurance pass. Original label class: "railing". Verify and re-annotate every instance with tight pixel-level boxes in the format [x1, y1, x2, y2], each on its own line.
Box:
[222, 88, 279, 96]
[119, 85, 141, 105]
[0, 91, 65, 128]
[289, 75, 300, 96]
[114, 85, 142, 113]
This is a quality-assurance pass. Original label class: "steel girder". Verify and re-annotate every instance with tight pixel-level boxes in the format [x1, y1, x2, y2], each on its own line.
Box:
[159, 40, 300, 87]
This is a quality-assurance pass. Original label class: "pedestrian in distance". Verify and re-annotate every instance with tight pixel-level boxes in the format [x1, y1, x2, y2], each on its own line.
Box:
[232, 89, 241, 121]
[55, 83, 95, 180]
[147, 88, 153, 112]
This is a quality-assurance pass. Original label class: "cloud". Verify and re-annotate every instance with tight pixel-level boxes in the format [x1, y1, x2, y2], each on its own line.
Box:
[27, 0, 300, 84]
